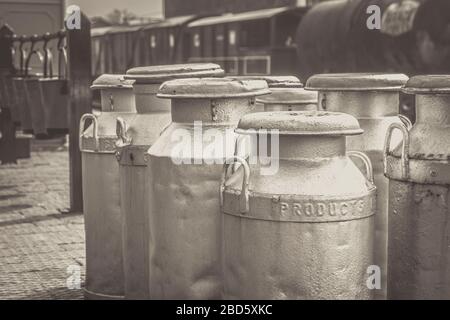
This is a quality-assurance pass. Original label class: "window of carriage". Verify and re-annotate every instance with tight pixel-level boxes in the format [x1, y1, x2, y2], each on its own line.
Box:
[228, 30, 236, 46]
[150, 34, 156, 48]
[239, 19, 270, 48]
[169, 33, 175, 48]
[193, 33, 200, 47]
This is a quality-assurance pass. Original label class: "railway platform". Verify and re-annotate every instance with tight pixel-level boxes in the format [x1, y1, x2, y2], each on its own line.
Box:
[0, 138, 85, 300]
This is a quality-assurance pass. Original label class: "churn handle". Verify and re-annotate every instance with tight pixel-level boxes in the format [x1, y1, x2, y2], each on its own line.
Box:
[398, 114, 413, 130]
[220, 156, 251, 214]
[232, 134, 250, 174]
[347, 151, 374, 184]
[79, 114, 99, 152]
[383, 122, 410, 180]
[115, 117, 132, 148]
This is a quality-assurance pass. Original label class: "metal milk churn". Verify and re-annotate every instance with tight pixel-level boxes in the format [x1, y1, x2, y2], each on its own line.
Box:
[227, 76, 309, 112]
[305, 73, 409, 299]
[117, 63, 224, 299]
[257, 84, 318, 112]
[147, 77, 270, 299]
[385, 75, 450, 300]
[221, 111, 376, 299]
[79, 74, 136, 300]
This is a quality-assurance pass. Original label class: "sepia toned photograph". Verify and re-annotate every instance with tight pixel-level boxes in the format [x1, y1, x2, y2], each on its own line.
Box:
[0, 0, 450, 306]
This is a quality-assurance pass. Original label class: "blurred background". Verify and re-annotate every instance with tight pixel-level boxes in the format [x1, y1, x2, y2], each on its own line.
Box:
[1, 0, 450, 81]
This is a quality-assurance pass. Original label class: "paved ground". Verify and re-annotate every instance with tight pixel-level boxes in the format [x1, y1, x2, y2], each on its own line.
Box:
[0, 139, 85, 299]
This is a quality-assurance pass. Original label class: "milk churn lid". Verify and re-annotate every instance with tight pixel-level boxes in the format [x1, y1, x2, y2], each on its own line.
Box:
[403, 75, 450, 94]
[226, 76, 303, 88]
[90, 74, 134, 89]
[305, 73, 408, 91]
[256, 88, 318, 105]
[157, 78, 271, 99]
[236, 111, 363, 136]
[125, 63, 224, 84]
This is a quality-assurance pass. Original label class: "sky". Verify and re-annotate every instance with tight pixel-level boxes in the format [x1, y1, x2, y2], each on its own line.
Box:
[65, 0, 164, 18]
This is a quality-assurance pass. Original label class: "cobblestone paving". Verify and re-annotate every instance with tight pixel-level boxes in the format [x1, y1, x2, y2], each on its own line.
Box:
[0, 145, 85, 299]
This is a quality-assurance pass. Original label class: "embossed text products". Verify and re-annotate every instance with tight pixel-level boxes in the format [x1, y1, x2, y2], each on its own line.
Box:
[221, 111, 376, 299]
[147, 78, 270, 299]
[306, 73, 409, 299]
[118, 64, 224, 299]
[385, 75, 450, 299]
[80, 74, 136, 299]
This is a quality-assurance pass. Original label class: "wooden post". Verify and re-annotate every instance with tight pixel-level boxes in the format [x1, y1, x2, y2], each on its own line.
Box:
[0, 24, 18, 164]
[66, 12, 92, 213]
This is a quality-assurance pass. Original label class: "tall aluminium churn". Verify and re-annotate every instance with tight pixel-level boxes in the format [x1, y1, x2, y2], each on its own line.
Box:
[306, 73, 409, 299]
[385, 75, 450, 299]
[147, 77, 270, 299]
[222, 111, 376, 299]
[118, 63, 224, 299]
[80, 74, 136, 299]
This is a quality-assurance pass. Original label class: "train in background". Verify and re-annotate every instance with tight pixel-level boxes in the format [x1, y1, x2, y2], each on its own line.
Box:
[297, 0, 450, 79]
[90, 6, 308, 78]
[90, 0, 450, 83]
